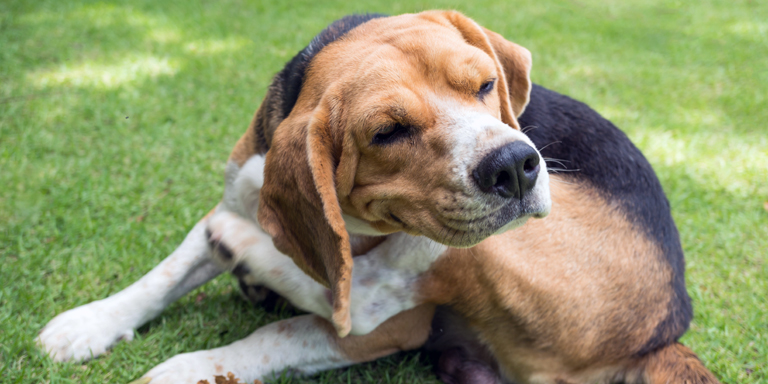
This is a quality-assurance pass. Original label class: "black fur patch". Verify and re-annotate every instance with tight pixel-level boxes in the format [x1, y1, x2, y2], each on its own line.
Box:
[232, 263, 251, 278]
[252, 13, 387, 152]
[206, 229, 233, 261]
[237, 280, 303, 315]
[519, 85, 692, 355]
[274, 13, 387, 119]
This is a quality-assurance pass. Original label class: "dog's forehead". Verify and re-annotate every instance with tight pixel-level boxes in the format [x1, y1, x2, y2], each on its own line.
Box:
[305, 15, 496, 100]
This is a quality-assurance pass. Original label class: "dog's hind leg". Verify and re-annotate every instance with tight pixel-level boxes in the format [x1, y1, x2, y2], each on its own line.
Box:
[138, 304, 436, 384]
[37, 209, 223, 362]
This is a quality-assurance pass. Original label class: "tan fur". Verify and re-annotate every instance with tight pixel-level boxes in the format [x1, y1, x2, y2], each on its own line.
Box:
[228, 126, 258, 167]
[638, 343, 720, 384]
[424, 11, 532, 123]
[416, 178, 673, 382]
[319, 304, 436, 363]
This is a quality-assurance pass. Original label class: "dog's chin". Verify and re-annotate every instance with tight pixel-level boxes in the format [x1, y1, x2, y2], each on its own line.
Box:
[430, 199, 551, 248]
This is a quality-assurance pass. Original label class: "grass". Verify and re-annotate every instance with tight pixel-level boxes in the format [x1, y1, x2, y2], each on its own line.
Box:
[0, 0, 766, 382]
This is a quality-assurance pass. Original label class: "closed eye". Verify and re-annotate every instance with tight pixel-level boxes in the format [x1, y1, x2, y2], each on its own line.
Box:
[371, 123, 411, 145]
[477, 79, 496, 101]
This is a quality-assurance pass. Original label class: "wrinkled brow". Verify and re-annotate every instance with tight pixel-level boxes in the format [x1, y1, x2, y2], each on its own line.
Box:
[444, 51, 495, 94]
[354, 103, 410, 135]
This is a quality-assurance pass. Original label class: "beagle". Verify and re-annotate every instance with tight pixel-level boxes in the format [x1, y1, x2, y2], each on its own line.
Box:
[37, 11, 720, 384]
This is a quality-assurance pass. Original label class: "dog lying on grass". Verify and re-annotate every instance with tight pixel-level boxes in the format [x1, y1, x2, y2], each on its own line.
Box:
[38, 11, 720, 384]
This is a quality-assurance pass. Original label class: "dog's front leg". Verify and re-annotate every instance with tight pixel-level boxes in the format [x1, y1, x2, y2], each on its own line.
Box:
[37, 212, 222, 362]
[138, 305, 435, 384]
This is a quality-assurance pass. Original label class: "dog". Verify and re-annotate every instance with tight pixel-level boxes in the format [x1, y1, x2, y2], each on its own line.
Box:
[37, 11, 720, 384]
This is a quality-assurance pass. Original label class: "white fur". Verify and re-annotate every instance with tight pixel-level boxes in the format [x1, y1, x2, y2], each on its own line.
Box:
[222, 155, 266, 219]
[142, 315, 351, 384]
[439, 102, 552, 227]
[347, 232, 446, 334]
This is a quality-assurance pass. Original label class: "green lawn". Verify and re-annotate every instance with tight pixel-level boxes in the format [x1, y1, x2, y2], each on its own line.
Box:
[1, 0, 766, 383]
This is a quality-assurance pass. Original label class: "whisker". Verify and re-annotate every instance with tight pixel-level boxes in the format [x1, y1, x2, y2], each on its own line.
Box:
[429, 231, 443, 253]
[450, 228, 459, 246]
[521, 125, 539, 134]
[543, 157, 571, 163]
[537, 141, 562, 153]
[544, 159, 569, 168]
[467, 245, 479, 261]
[547, 168, 581, 173]
[438, 226, 449, 245]
[436, 227, 447, 245]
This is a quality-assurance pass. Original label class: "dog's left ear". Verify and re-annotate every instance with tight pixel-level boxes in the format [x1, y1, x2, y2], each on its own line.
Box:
[437, 11, 533, 129]
[258, 93, 357, 337]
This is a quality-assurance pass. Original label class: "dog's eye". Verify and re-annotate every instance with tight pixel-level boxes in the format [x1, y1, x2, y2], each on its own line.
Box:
[372, 123, 410, 145]
[477, 79, 496, 100]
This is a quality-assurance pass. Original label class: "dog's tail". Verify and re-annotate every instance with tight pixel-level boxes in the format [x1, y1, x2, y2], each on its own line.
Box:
[635, 342, 720, 384]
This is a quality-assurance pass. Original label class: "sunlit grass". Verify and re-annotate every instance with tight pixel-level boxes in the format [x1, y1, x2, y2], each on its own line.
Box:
[28, 55, 178, 89]
[1, 0, 766, 383]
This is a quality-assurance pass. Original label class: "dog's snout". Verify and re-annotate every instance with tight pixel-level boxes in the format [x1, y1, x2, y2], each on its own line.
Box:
[473, 141, 540, 199]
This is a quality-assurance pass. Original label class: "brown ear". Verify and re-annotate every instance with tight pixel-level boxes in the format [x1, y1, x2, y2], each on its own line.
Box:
[257, 95, 354, 337]
[439, 11, 533, 128]
[482, 27, 532, 119]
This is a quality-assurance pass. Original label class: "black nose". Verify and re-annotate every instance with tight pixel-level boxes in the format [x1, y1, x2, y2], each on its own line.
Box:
[472, 141, 540, 199]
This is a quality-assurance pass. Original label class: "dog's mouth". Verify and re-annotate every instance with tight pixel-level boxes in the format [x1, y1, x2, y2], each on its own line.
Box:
[422, 197, 550, 248]
[364, 157, 552, 246]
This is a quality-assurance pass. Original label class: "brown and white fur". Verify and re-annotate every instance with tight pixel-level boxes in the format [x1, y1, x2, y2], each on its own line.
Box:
[37, 11, 720, 384]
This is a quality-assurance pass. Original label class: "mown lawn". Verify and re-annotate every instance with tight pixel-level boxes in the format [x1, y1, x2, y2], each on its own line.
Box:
[1, 0, 766, 383]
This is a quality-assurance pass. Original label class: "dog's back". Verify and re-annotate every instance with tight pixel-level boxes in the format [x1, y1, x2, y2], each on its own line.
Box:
[522, 84, 692, 356]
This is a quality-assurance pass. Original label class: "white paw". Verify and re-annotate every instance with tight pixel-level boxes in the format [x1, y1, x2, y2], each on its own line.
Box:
[207, 211, 271, 272]
[139, 350, 253, 384]
[37, 299, 135, 362]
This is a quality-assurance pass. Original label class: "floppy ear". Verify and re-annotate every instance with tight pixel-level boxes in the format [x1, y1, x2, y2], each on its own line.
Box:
[440, 11, 533, 128]
[257, 94, 355, 337]
[482, 27, 532, 119]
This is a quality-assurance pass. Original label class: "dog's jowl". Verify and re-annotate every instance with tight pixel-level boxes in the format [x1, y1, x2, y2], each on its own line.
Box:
[38, 11, 719, 384]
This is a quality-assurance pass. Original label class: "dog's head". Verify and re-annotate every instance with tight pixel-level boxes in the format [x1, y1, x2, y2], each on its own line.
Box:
[255, 11, 551, 335]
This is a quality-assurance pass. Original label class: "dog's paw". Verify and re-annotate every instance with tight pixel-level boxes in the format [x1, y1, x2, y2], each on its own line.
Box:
[206, 211, 267, 268]
[37, 300, 134, 362]
[139, 350, 256, 384]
